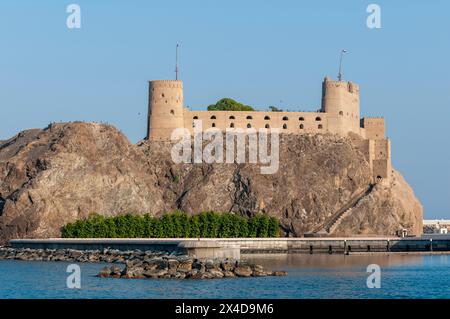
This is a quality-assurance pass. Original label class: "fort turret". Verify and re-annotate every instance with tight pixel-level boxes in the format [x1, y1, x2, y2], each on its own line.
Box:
[146, 80, 184, 140]
[321, 77, 361, 136]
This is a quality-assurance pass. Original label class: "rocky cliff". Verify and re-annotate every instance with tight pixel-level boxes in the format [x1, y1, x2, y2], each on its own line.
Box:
[0, 122, 423, 243]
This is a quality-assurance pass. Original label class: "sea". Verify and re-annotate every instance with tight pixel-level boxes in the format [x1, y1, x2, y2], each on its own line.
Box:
[0, 254, 448, 299]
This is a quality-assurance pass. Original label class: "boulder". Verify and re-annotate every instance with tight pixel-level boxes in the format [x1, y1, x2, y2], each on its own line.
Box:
[234, 265, 253, 277]
[97, 267, 111, 278]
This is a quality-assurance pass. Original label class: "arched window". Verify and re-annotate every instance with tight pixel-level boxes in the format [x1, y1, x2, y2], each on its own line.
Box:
[212, 123, 216, 127]
[282, 116, 289, 121]
[299, 117, 304, 121]
[315, 117, 322, 121]
[229, 115, 235, 120]
[161, 93, 165, 98]
[283, 124, 287, 129]
[170, 109, 175, 115]
[264, 115, 270, 120]
[299, 124, 304, 129]
[246, 115, 253, 120]
[247, 123, 252, 128]
[318, 124, 323, 129]
[265, 124, 270, 128]
[193, 116, 198, 120]
[230, 123, 235, 128]
[339, 111, 343, 116]
[210, 115, 216, 120]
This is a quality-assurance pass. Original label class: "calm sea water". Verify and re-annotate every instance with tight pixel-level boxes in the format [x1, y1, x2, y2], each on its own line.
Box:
[0, 254, 449, 299]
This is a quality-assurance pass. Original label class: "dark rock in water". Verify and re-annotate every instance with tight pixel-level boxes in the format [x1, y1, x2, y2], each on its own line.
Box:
[272, 271, 288, 276]
[220, 260, 235, 272]
[222, 271, 236, 278]
[0, 247, 286, 280]
[177, 260, 193, 271]
[234, 265, 253, 277]
[167, 259, 179, 270]
[97, 267, 111, 278]
[121, 265, 145, 279]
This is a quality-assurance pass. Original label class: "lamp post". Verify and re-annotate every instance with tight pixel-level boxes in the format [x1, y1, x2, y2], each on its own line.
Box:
[338, 49, 347, 81]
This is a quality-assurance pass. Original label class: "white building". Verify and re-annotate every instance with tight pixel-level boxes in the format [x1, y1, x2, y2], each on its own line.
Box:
[423, 220, 450, 234]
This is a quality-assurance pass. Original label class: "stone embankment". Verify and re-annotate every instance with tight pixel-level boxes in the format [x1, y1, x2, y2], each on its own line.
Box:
[0, 246, 286, 280]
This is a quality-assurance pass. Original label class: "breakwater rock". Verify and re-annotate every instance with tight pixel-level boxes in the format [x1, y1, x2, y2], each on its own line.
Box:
[98, 257, 287, 280]
[0, 246, 287, 279]
[0, 247, 176, 263]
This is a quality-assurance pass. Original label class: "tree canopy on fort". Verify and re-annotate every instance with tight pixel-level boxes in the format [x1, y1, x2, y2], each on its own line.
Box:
[269, 106, 283, 112]
[207, 98, 255, 111]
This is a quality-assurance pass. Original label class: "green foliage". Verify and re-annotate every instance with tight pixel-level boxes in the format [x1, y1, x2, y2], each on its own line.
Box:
[61, 212, 280, 238]
[269, 106, 283, 112]
[207, 98, 255, 112]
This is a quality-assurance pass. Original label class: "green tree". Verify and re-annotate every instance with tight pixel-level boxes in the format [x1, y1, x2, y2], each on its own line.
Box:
[269, 106, 283, 112]
[61, 211, 280, 239]
[207, 98, 255, 111]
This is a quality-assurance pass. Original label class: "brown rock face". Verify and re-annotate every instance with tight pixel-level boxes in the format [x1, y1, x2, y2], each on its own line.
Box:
[0, 122, 423, 242]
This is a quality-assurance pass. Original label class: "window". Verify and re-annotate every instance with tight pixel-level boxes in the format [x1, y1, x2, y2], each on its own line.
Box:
[229, 115, 235, 120]
[318, 124, 323, 129]
[212, 123, 216, 127]
[264, 115, 270, 120]
[161, 93, 165, 98]
[170, 109, 175, 115]
[282, 116, 289, 121]
[299, 117, 305, 121]
[230, 123, 235, 128]
[315, 117, 322, 121]
[246, 115, 253, 120]
[247, 123, 252, 128]
[339, 111, 343, 116]
[193, 116, 198, 120]
[299, 124, 304, 129]
[283, 124, 287, 129]
[211, 115, 216, 120]
[265, 124, 270, 128]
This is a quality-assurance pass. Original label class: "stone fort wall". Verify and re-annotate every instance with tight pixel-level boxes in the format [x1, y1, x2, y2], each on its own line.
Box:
[146, 78, 392, 184]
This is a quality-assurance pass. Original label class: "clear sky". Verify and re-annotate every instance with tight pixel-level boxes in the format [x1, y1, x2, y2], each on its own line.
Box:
[1, 1, 449, 219]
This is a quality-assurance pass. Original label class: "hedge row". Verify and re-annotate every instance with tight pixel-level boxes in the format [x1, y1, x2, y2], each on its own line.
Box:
[61, 211, 280, 238]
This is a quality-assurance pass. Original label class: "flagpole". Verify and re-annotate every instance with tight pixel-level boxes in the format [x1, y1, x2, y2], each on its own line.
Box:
[338, 49, 347, 81]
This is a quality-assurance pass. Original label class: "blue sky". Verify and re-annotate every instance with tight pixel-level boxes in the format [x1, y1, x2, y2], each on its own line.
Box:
[0, 1, 449, 218]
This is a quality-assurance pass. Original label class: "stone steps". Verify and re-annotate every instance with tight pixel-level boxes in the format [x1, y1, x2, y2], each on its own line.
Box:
[313, 184, 374, 235]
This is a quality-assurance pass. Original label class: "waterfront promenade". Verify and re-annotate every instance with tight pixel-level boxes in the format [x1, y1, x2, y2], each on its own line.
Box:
[8, 236, 450, 257]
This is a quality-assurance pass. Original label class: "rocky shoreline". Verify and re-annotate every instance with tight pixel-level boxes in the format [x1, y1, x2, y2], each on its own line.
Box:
[0, 246, 287, 280]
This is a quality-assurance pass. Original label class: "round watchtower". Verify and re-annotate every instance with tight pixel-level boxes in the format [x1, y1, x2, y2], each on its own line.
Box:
[147, 80, 184, 140]
[321, 77, 361, 135]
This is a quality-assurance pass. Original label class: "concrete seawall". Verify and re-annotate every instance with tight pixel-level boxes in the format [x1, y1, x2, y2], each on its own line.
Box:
[8, 237, 450, 255]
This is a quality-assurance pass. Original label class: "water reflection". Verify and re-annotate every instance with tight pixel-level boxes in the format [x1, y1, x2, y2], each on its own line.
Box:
[245, 254, 426, 269]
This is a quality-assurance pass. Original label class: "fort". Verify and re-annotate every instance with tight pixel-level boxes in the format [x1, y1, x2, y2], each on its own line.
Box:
[145, 76, 392, 184]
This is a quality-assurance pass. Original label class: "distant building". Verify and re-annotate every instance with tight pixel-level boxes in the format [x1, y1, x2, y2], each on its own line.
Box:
[146, 77, 391, 184]
[423, 220, 450, 234]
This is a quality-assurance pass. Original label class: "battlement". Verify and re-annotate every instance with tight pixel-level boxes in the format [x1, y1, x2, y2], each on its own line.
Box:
[322, 77, 360, 94]
[149, 80, 183, 89]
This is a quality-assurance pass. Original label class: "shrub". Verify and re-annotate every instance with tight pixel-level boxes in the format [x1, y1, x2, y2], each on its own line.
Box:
[61, 211, 280, 238]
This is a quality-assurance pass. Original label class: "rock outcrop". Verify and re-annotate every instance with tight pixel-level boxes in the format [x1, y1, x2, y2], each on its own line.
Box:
[0, 122, 423, 242]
